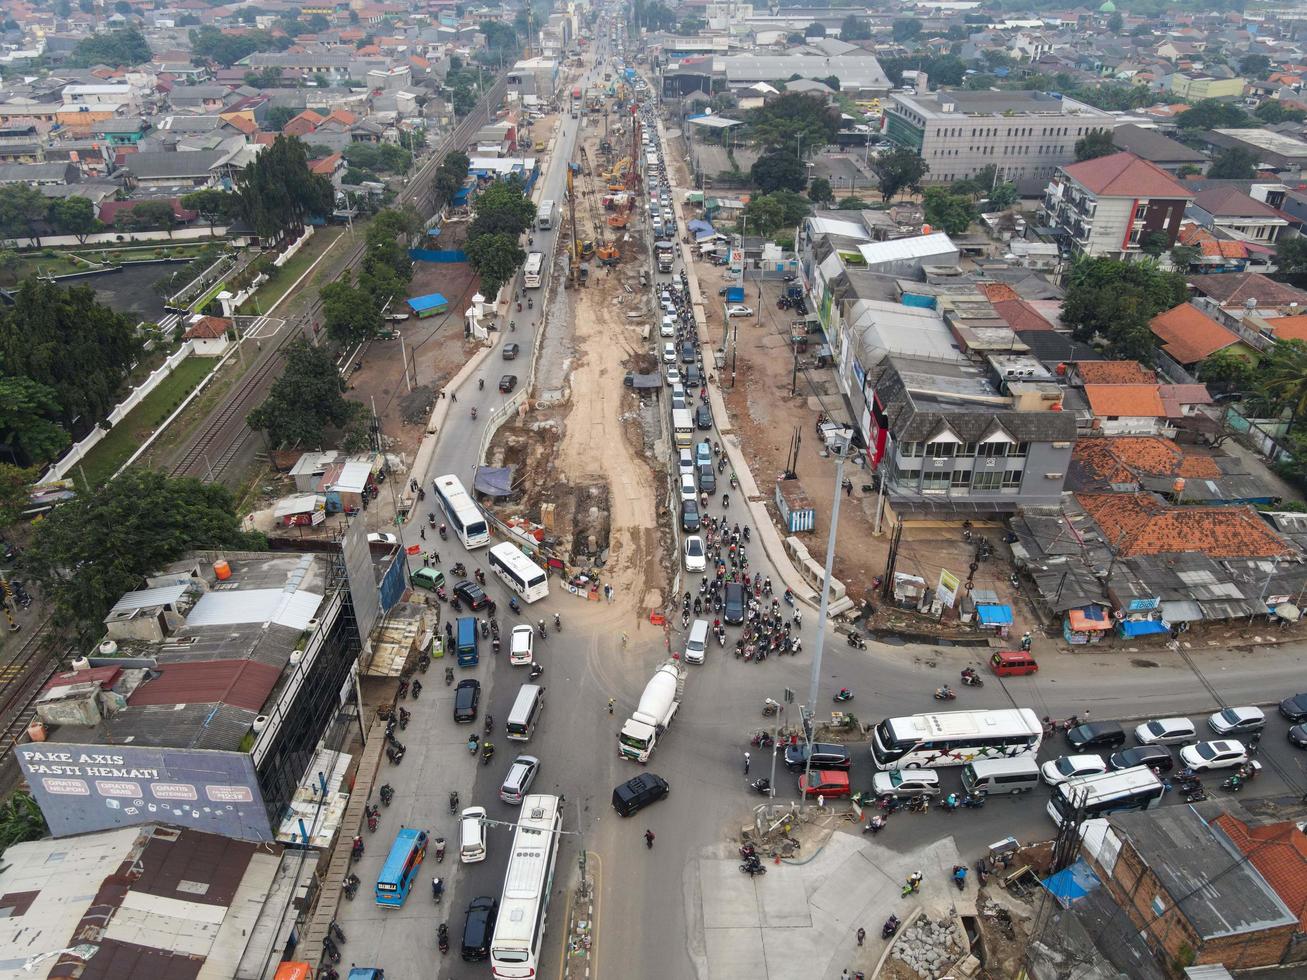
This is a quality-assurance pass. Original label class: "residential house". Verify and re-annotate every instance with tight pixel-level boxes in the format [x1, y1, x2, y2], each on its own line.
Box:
[1148, 302, 1252, 372]
[168, 84, 236, 114]
[1077, 490, 1295, 558]
[115, 149, 227, 188]
[1042, 151, 1194, 259]
[1083, 384, 1168, 435]
[1175, 221, 1251, 274]
[1213, 814, 1307, 942]
[1206, 128, 1307, 173]
[1189, 272, 1307, 341]
[1110, 123, 1208, 174]
[1080, 809, 1300, 971]
[0, 161, 77, 185]
[183, 314, 233, 355]
[1189, 185, 1292, 245]
[1068, 435, 1273, 504]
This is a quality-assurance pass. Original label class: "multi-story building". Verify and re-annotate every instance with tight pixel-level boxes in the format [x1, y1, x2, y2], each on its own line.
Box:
[883, 89, 1119, 183]
[1165, 73, 1247, 101]
[863, 354, 1077, 521]
[1041, 151, 1193, 259]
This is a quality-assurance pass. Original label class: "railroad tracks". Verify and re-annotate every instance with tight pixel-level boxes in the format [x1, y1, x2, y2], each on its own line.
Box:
[0, 617, 68, 794]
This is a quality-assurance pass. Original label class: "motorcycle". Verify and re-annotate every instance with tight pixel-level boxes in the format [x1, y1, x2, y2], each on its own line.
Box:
[329, 920, 346, 945]
[387, 745, 405, 764]
[863, 815, 887, 835]
[435, 837, 446, 863]
[934, 686, 957, 701]
[437, 923, 449, 955]
[1221, 775, 1244, 793]
[953, 865, 967, 891]
[482, 743, 496, 766]
[833, 688, 854, 703]
[901, 874, 923, 897]
[740, 859, 766, 876]
[434, 585, 447, 601]
[750, 778, 772, 795]
[960, 668, 984, 687]
[432, 877, 444, 903]
[882, 914, 900, 939]
[750, 731, 774, 748]
[846, 631, 866, 650]
[379, 783, 393, 807]
[529, 662, 544, 680]
[451, 562, 466, 577]
[449, 791, 459, 814]
[761, 698, 780, 717]
[343, 873, 360, 900]
[484, 714, 494, 735]
[351, 836, 364, 862]
[960, 793, 987, 809]
[940, 793, 959, 813]
[468, 733, 480, 754]
[509, 596, 521, 615]
[438, 524, 448, 540]
[471, 407, 478, 420]
[445, 666, 454, 686]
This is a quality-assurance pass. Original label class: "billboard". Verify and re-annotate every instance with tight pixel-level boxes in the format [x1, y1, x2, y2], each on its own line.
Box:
[16, 743, 273, 841]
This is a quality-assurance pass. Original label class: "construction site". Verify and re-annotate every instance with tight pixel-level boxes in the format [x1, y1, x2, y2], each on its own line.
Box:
[484, 75, 670, 616]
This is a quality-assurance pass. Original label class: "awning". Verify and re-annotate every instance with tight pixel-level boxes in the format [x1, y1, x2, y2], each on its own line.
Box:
[473, 466, 514, 497]
[976, 603, 1013, 626]
[1119, 618, 1169, 637]
[1274, 601, 1301, 622]
[1066, 606, 1113, 632]
[1160, 599, 1204, 623]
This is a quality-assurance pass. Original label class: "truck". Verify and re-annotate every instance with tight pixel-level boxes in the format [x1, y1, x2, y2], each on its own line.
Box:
[655, 240, 674, 273]
[618, 659, 685, 762]
[537, 199, 555, 231]
[456, 615, 479, 667]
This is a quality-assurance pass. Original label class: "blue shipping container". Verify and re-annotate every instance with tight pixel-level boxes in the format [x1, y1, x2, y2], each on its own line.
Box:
[456, 616, 479, 666]
[726, 286, 745, 303]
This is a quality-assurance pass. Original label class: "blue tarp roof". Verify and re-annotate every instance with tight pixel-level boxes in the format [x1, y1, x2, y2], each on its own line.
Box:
[408, 293, 449, 313]
[1041, 859, 1100, 909]
[452, 187, 471, 204]
[687, 219, 715, 235]
[976, 603, 1013, 626]
[1120, 618, 1169, 637]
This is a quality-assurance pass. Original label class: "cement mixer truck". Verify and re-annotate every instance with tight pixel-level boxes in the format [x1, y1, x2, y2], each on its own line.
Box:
[618, 658, 685, 762]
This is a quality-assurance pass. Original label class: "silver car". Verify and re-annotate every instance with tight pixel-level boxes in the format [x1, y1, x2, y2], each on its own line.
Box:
[499, 755, 540, 805]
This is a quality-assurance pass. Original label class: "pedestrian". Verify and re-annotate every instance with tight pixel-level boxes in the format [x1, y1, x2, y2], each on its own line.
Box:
[744, 751, 751, 775]
[420, 527, 426, 540]
[817, 794, 825, 809]
[423, 554, 430, 567]
[856, 927, 865, 946]
[843, 478, 853, 497]
[1083, 709, 1090, 721]
[644, 829, 655, 849]
[608, 697, 615, 715]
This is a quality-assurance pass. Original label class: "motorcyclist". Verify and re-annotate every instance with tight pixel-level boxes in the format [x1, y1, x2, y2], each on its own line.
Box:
[432, 877, 443, 901]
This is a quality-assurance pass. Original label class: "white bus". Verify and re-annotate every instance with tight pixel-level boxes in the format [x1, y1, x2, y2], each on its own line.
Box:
[1047, 767, 1165, 826]
[870, 708, 1043, 770]
[523, 251, 544, 289]
[491, 794, 562, 979]
[432, 474, 490, 549]
[537, 199, 555, 231]
[489, 541, 549, 603]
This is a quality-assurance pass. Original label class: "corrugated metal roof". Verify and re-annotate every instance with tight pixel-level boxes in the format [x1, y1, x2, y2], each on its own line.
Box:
[109, 583, 189, 616]
[185, 588, 323, 631]
[859, 232, 956, 264]
[126, 660, 281, 713]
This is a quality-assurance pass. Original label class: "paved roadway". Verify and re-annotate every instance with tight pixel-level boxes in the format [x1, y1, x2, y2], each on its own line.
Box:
[333, 32, 1307, 980]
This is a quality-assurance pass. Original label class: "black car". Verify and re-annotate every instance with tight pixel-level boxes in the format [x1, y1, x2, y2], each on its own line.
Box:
[453, 679, 481, 723]
[684, 363, 702, 387]
[499, 374, 518, 393]
[624, 371, 634, 388]
[1108, 744, 1173, 773]
[461, 896, 498, 961]
[681, 498, 700, 532]
[723, 582, 746, 624]
[612, 772, 670, 817]
[1279, 693, 1307, 723]
[1289, 724, 1307, 749]
[697, 463, 716, 494]
[1064, 721, 1126, 752]
[454, 579, 489, 609]
[783, 742, 852, 773]
[695, 404, 713, 430]
[503, 343, 520, 360]
[680, 342, 696, 365]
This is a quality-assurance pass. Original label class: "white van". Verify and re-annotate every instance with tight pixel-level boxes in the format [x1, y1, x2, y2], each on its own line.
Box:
[506, 683, 546, 741]
[961, 757, 1041, 796]
[459, 806, 487, 862]
[684, 618, 709, 664]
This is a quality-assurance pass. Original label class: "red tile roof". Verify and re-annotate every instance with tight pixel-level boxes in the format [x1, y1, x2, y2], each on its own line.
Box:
[1269, 314, 1307, 342]
[1190, 272, 1307, 308]
[126, 659, 282, 712]
[1194, 185, 1287, 219]
[1074, 361, 1158, 385]
[1148, 302, 1241, 364]
[1178, 221, 1250, 259]
[184, 315, 230, 340]
[1073, 436, 1223, 486]
[1213, 814, 1307, 931]
[993, 298, 1056, 332]
[1077, 492, 1295, 558]
[1084, 384, 1167, 418]
[1062, 151, 1194, 199]
[310, 152, 342, 175]
[979, 282, 1020, 303]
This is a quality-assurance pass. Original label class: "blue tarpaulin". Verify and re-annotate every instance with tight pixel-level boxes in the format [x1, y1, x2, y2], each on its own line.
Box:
[687, 219, 715, 237]
[1119, 618, 1169, 637]
[976, 603, 1013, 626]
[410, 248, 467, 263]
[408, 292, 450, 315]
[1041, 860, 1100, 909]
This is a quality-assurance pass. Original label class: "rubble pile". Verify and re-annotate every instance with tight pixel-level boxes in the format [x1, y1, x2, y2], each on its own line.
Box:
[892, 917, 962, 979]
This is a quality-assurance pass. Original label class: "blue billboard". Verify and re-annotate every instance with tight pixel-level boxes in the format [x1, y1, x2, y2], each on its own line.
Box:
[16, 743, 273, 841]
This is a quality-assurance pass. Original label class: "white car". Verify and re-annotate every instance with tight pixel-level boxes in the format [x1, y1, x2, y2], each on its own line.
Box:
[871, 769, 941, 798]
[1207, 706, 1265, 736]
[1179, 739, 1248, 772]
[678, 449, 695, 478]
[679, 472, 697, 502]
[366, 533, 398, 545]
[1134, 717, 1196, 745]
[726, 305, 754, 318]
[665, 367, 682, 387]
[1041, 754, 1107, 786]
[459, 806, 487, 863]
[662, 341, 676, 363]
[683, 535, 705, 572]
[659, 318, 676, 338]
[509, 624, 534, 666]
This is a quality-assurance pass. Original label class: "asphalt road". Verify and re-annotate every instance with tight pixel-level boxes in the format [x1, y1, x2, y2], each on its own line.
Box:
[331, 31, 1307, 980]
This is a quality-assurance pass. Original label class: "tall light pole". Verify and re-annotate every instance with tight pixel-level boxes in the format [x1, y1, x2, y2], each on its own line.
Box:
[802, 434, 851, 797]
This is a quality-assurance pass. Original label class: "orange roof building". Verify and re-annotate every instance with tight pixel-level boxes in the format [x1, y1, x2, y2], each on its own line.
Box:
[1071, 361, 1158, 386]
[1084, 384, 1167, 419]
[1148, 302, 1244, 365]
[1077, 492, 1294, 558]
[1213, 814, 1307, 932]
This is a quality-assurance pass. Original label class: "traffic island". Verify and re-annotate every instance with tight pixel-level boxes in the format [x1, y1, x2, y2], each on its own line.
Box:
[561, 850, 600, 980]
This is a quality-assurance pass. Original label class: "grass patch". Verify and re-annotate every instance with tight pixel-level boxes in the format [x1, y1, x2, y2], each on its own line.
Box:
[238, 227, 345, 315]
[75, 355, 218, 488]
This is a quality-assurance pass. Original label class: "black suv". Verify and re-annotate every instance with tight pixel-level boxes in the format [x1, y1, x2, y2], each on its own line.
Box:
[695, 404, 712, 430]
[461, 896, 498, 961]
[1065, 721, 1126, 752]
[723, 582, 746, 624]
[454, 579, 489, 609]
[454, 679, 481, 723]
[1109, 744, 1173, 773]
[783, 742, 852, 773]
[1279, 693, 1307, 723]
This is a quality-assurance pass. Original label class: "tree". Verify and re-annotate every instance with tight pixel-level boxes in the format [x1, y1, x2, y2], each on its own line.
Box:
[808, 177, 833, 204]
[678, 16, 706, 34]
[837, 196, 871, 210]
[46, 196, 98, 244]
[804, 21, 826, 38]
[181, 189, 239, 232]
[21, 470, 265, 631]
[0, 464, 37, 532]
[321, 278, 382, 345]
[189, 25, 285, 67]
[750, 151, 807, 194]
[70, 27, 150, 67]
[0, 378, 70, 466]
[923, 188, 975, 235]
[343, 142, 412, 174]
[235, 135, 333, 242]
[1239, 54, 1271, 78]
[1198, 347, 1257, 390]
[1106, 11, 1124, 32]
[467, 178, 536, 240]
[1260, 340, 1307, 429]
[840, 15, 871, 39]
[1061, 257, 1187, 358]
[872, 147, 929, 203]
[746, 92, 841, 155]
[1176, 98, 1255, 130]
[1170, 244, 1200, 271]
[465, 232, 526, 297]
[987, 182, 1018, 210]
[1275, 236, 1307, 276]
[54, 0, 72, 17]
[117, 199, 176, 235]
[743, 190, 811, 237]
[0, 184, 51, 245]
[0, 279, 142, 437]
[248, 338, 362, 448]
[0, 793, 46, 851]
[1177, 163, 1203, 178]
[1254, 100, 1306, 125]
[433, 150, 470, 207]
[1074, 128, 1116, 162]
[1208, 147, 1259, 180]
[263, 105, 298, 132]
[892, 18, 922, 41]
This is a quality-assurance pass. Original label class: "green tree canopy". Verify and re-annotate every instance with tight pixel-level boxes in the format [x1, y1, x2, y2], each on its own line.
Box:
[1074, 128, 1117, 162]
[1274, 236, 1307, 276]
[923, 188, 975, 235]
[343, 142, 412, 174]
[321, 278, 383, 345]
[840, 15, 871, 39]
[872, 147, 929, 203]
[1255, 100, 1307, 124]
[263, 105, 298, 132]
[892, 17, 922, 41]
[468, 178, 536, 240]
[181, 189, 240, 231]
[47, 196, 99, 243]
[1176, 98, 1255, 130]
[0, 463, 37, 532]
[21, 470, 265, 632]
[1198, 347, 1258, 390]
[1260, 340, 1307, 428]
[235, 135, 333, 241]
[0, 184, 52, 245]
[248, 338, 363, 448]
[0, 378, 70, 466]
[433, 150, 471, 207]
[465, 232, 526, 298]
[117, 199, 176, 234]
[804, 21, 826, 37]
[189, 25, 285, 66]
[0, 279, 142, 437]
[70, 27, 150, 67]
[746, 92, 841, 155]
[1239, 54, 1271, 78]
[1061, 257, 1187, 359]
[807, 176, 833, 204]
[743, 190, 812, 237]
[1208, 147, 1259, 180]
[750, 151, 807, 194]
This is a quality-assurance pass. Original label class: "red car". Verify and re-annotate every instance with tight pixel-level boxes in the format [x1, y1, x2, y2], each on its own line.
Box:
[798, 770, 851, 799]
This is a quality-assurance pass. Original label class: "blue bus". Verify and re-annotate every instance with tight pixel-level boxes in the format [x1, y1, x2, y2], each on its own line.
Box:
[375, 827, 428, 907]
[456, 615, 479, 667]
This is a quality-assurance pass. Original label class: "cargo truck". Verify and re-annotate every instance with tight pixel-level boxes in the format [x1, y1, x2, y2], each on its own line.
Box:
[655, 240, 674, 273]
[618, 659, 685, 762]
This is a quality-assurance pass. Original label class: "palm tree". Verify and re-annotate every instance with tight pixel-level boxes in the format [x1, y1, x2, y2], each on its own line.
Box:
[1260, 339, 1307, 432]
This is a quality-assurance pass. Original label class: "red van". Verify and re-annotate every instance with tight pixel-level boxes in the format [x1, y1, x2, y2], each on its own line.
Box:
[990, 650, 1038, 676]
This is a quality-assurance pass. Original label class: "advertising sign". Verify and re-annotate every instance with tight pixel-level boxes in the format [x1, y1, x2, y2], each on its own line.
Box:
[728, 248, 744, 275]
[16, 744, 273, 841]
[937, 569, 960, 609]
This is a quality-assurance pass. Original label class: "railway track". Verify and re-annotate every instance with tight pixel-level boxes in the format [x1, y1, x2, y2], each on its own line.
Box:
[0, 617, 68, 794]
